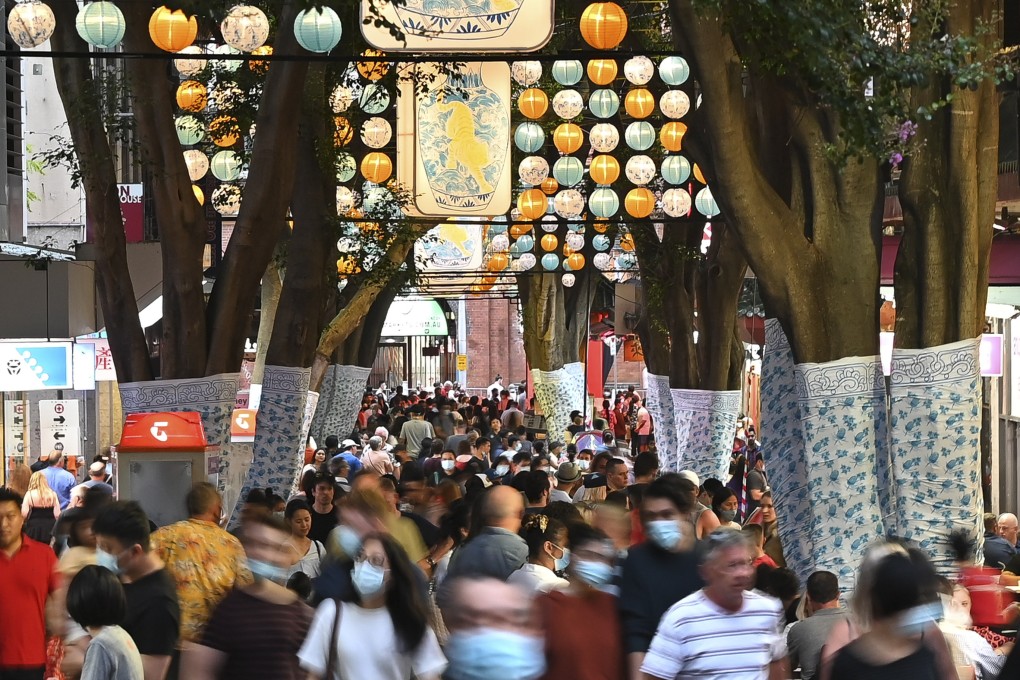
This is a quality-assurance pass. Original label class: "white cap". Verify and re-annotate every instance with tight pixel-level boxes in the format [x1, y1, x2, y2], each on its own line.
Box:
[678, 469, 700, 488]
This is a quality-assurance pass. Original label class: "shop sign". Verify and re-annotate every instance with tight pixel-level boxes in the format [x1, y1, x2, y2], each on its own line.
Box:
[0, 341, 73, 391]
[119, 184, 144, 243]
[381, 299, 448, 337]
[39, 400, 81, 458]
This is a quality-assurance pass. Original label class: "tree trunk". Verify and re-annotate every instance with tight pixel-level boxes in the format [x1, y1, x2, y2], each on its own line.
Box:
[696, 223, 747, 391]
[50, 0, 150, 383]
[252, 243, 285, 385]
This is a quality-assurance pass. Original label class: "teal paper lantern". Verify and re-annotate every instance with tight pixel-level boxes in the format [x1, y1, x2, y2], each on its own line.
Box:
[589, 187, 620, 218]
[76, 1, 125, 48]
[359, 84, 390, 114]
[588, 89, 620, 119]
[210, 150, 242, 181]
[514, 123, 545, 153]
[294, 7, 342, 54]
[552, 60, 584, 86]
[695, 187, 720, 217]
[593, 234, 611, 251]
[336, 153, 357, 183]
[625, 121, 655, 151]
[175, 115, 204, 145]
[510, 234, 535, 254]
[541, 253, 560, 271]
[659, 56, 690, 86]
[489, 216, 508, 235]
[553, 157, 584, 187]
[661, 155, 691, 185]
[618, 252, 637, 269]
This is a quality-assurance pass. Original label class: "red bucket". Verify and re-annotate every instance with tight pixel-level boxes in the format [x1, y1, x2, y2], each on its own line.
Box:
[960, 566, 1015, 627]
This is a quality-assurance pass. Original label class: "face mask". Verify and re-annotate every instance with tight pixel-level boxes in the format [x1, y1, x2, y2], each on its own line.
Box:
[272, 511, 285, 521]
[719, 509, 737, 522]
[352, 560, 387, 597]
[554, 547, 571, 572]
[577, 459, 590, 471]
[442, 460, 456, 471]
[514, 443, 522, 452]
[573, 560, 614, 587]
[248, 558, 286, 583]
[646, 519, 683, 551]
[519, 465, 530, 473]
[495, 465, 510, 476]
[336, 525, 362, 559]
[445, 629, 546, 680]
[95, 548, 122, 576]
[898, 601, 941, 636]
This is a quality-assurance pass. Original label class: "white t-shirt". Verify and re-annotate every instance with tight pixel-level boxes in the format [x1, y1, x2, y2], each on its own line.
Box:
[298, 600, 447, 680]
[286, 539, 324, 579]
[641, 589, 786, 680]
[506, 563, 569, 594]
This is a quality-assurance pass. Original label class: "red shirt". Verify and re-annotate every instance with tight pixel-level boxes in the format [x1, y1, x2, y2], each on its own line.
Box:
[539, 589, 625, 680]
[0, 535, 58, 668]
[753, 553, 778, 569]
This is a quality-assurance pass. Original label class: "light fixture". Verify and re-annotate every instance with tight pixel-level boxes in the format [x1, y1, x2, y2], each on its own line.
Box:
[75, 1, 125, 49]
[220, 5, 269, 52]
[8, 1, 56, 49]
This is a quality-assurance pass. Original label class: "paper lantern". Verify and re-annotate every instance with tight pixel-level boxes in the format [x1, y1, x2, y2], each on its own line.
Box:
[212, 44, 242, 72]
[553, 123, 583, 154]
[659, 56, 690, 86]
[361, 117, 392, 148]
[661, 156, 692, 185]
[336, 187, 357, 215]
[625, 188, 655, 218]
[193, 184, 205, 205]
[590, 155, 620, 185]
[174, 46, 207, 76]
[619, 233, 635, 251]
[336, 154, 357, 183]
[540, 234, 559, 252]
[553, 157, 584, 187]
[661, 188, 692, 217]
[593, 252, 612, 270]
[509, 222, 532, 238]
[487, 253, 510, 272]
[695, 187, 720, 217]
[589, 123, 620, 153]
[566, 231, 585, 251]
[175, 80, 207, 112]
[511, 61, 542, 86]
[540, 214, 559, 232]
[589, 188, 619, 218]
[490, 234, 510, 252]
[175, 115, 204, 145]
[518, 156, 550, 185]
[617, 252, 637, 269]
[593, 234, 611, 251]
[357, 49, 390, 80]
[625, 121, 655, 151]
[211, 81, 244, 110]
[562, 273, 576, 287]
[184, 150, 208, 181]
[331, 86, 354, 114]
[517, 253, 537, 271]
[565, 253, 585, 271]
[540, 177, 560, 195]
[541, 253, 560, 271]
[660, 90, 690, 119]
[552, 90, 584, 119]
[554, 190, 584, 218]
[249, 46, 273, 74]
[693, 163, 707, 184]
[593, 219, 610, 233]
[212, 183, 242, 215]
[624, 89, 655, 119]
[587, 59, 617, 85]
[510, 234, 535, 254]
[517, 188, 547, 220]
[660, 122, 687, 152]
[294, 6, 342, 53]
[361, 152, 392, 184]
[8, 1, 55, 49]
[337, 255, 361, 277]
[75, 1, 125, 48]
[514, 123, 545, 153]
[624, 56, 654, 85]
[210, 150, 242, 181]
[552, 60, 584, 86]
[518, 89, 548, 120]
[625, 155, 656, 185]
[360, 84, 391, 114]
[211, 116, 240, 147]
[579, 2, 628, 50]
[588, 89, 620, 119]
[334, 116, 354, 146]
[148, 6, 197, 53]
[221, 5, 269, 52]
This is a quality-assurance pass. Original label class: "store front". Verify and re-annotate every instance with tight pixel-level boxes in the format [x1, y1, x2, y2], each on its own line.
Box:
[371, 298, 456, 390]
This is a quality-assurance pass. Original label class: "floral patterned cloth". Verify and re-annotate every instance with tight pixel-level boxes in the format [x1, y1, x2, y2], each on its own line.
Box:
[151, 519, 252, 643]
[671, 389, 741, 483]
[643, 372, 678, 469]
[532, 362, 585, 443]
[309, 365, 371, 443]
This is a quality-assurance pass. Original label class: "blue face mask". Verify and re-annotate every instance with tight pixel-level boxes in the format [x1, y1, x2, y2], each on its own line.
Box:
[95, 548, 122, 576]
[646, 519, 683, 551]
[445, 629, 546, 680]
[495, 465, 510, 476]
[553, 547, 570, 572]
[573, 559, 614, 587]
[335, 525, 362, 559]
[248, 558, 286, 583]
[352, 560, 387, 598]
[719, 509, 737, 523]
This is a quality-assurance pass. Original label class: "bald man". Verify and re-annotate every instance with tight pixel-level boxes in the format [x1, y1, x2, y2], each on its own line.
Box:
[1000, 513, 1019, 549]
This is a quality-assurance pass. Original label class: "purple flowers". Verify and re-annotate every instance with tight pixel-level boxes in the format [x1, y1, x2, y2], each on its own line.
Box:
[898, 120, 918, 143]
[889, 152, 904, 168]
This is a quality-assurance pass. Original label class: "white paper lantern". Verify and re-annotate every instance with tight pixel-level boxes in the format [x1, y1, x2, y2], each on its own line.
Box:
[518, 156, 549, 185]
[361, 117, 392, 148]
[221, 5, 270, 52]
[552, 90, 584, 119]
[174, 46, 207, 76]
[511, 61, 542, 86]
[490, 234, 510, 252]
[212, 183, 242, 215]
[8, 1, 55, 49]
[540, 214, 559, 232]
[662, 188, 692, 217]
[589, 123, 620, 153]
[210, 150, 242, 181]
[517, 252, 537, 271]
[562, 273, 576, 287]
[625, 155, 656, 185]
[593, 252, 612, 270]
[554, 190, 584, 219]
[330, 85, 354, 113]
[624, 56, 655, 85]
[336, 235, 359, 252]
[659, 90, 690, 119]
[183, 150, 208, 181]
[212, 44, 242, 72]
[566, 231, 585, 251]
[336, 186, 357, 215]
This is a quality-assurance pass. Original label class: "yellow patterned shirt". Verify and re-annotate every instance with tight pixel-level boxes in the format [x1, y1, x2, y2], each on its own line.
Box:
[151, 518, 252, 643]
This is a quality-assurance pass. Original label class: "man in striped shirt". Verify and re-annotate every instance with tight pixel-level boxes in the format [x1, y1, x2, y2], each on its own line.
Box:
[641, 528, 789, 680]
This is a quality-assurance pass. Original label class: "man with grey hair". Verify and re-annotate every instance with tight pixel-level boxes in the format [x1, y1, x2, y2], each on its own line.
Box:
[998, 513, 1019, 549]
[641, 528, 789, 680]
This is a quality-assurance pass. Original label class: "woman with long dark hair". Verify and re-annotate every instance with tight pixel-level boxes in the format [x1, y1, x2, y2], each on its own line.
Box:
[298, 533, 446, 680]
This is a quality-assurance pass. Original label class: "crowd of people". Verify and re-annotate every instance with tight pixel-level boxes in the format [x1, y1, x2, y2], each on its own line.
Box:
[1, 382, 1019, 680]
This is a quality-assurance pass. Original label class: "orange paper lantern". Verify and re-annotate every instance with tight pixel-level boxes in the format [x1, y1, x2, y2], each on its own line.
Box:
[192, 184, 205, 205]
[660, 121, 687, 152]
[566, 253, 585, 270]
[693, 163, 706, 184]
[579, 2, 628, 50]
[509, 222, 533, 238]
[337, 255, 361, 277]
[590, 155, 620, 185]
[361, 152, 393, 183]
[210, 115, 240, 147]
[334, 116, 354, 146]
[541, 234, 559, 252]
[518, 188, 547, 220]
[587, 59, 617, 86]
[487, 253, 510, 272]
[625, 188, 655, 218]
[149, 6, 198, 53]
[357, 49, 390, 81]
[518, 88, 549, 120]
[553, 123, 584, 154]
[176, 80, 207, 112]
[541, 177, 560, 195]
[620, 233, 635, 251]
[249, 45, 272, 74]
[624, 88, 655, 119]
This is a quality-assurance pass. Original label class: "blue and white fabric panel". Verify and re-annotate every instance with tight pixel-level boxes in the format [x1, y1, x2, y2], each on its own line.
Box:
[671, 388, 741, 483]
[643, 371, 678, 471]
[532, 362, 585, 445]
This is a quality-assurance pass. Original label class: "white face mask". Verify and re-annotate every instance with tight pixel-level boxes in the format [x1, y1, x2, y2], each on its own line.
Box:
[577, 459, 591, 471]
[442, 460, 456, 471]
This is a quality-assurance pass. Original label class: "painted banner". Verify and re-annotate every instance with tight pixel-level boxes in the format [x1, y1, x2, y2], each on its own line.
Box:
[671, 389, 741, 483]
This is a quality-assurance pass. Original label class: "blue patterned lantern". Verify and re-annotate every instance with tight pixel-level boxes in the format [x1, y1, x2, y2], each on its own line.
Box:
[589, 187, 620, 218]
[76, 1, 126, 48]
[617, 252, 638, 269]
[553, 157, 584, 187]
[552, 60, 584, 86]
[510, 234, 535, 255]
[294, 7, 342, 54]
[514, 123, 545, 153]
[659, 56, 690, 86]
[625, 121, 655, 151]
[588, 89, 620, 119]
[359, 84, 391, 114]
[593, 234, 611, 251]
[541, 253, 560, 271]
[695, 187, 720, 217]
[489, 216, 508, 235]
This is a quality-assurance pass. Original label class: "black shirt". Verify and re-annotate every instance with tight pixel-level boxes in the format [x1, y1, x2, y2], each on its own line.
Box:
[402, 511, 441, 549]
[308, 506, 338, 545]
[1003, 552, 1020, 576]
[123, 568, 180, 656]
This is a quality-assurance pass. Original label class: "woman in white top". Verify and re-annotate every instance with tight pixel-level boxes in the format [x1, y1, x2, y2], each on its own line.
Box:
[284, 499, 324, 578]
[507, 514, 570, 594]
[712, 487, 742, 530]
[299, 534, 447, 680]
[67, 565, 144, 680]
[301, 448, 328, 477]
